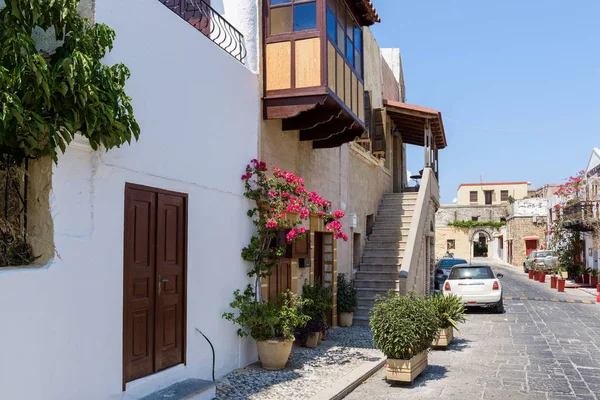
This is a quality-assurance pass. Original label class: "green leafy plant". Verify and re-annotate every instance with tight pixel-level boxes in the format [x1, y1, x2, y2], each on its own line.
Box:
[222, 286, 310, 341]
[301, 282, 332, 326]
[582, 267, 593, 276]
[337, 273, 357, 313]
[590, 269, 598, 277]
[507, 195, 515, 204]
[447, 221, 506, 229]
[430, 293, 467, 330]
[370, 292, 440, 360]
[0, 0, 139, 162]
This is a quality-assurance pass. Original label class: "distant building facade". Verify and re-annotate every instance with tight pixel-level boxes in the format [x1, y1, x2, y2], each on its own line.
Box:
[457, 182, 529, 206]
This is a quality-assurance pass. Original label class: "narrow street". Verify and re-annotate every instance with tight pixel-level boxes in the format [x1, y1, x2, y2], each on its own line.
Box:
[345, 261, 600, 400]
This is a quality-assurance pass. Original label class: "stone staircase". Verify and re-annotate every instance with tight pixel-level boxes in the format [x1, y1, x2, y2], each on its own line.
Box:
[354, 192, 417, 325]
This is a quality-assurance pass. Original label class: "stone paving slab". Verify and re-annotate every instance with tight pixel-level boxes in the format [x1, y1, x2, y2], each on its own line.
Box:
[504, 296, 596, 304]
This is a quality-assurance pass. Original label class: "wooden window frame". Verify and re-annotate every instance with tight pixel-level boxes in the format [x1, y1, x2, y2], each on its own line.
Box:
[484, 190, 493, 205]
[470, 191, 478, 203]
[325, 0, 363, 79]
[268, 0, 319, 37]
[500, 190, 509, 202]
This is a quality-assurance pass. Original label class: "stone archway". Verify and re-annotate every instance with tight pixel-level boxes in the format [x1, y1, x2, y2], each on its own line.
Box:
[468, 228, 495, 259]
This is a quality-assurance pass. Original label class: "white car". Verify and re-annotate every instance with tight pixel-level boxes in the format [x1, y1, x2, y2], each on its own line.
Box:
[443, 264, 505, 313]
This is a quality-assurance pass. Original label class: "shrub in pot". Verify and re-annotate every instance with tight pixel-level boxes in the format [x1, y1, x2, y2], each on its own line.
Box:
[296, 318, 324, 348]
[299, 282, 332, 346]
[590, 269, 598, 288]
[370, 292, 440, 383]
[337, 273, 357, 327]
[582, 267, 592, 285]
[550, 268, 558, 289]
[223, 286, 310, 370]
[430, 293, 466, 348]
[557, 266, 567, 292]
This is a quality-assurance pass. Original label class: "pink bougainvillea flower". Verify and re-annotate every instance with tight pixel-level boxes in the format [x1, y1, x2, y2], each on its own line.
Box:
[318, 211, 325, 217]
[266, 220, 278, 229]
[297, 227, 307, 234]
[300, 209, 310, 219]
[334, 210, 345, 219]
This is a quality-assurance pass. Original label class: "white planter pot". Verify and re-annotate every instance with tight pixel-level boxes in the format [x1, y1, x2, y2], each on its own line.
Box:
[338, 312, 354, 327]
[386, 351, 428, 383]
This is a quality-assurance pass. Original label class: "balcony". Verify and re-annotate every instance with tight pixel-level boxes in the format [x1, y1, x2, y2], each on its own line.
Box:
[262, 0, 380, 149]
[563, 201, 600, 231]
[158, 0, 247, 63]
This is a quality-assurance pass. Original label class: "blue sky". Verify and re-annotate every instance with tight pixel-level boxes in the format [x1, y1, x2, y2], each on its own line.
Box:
[370, 0, 600, 203]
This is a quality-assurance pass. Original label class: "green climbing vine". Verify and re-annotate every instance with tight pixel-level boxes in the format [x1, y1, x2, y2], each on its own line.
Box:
[0, 0, 139, 162]
[447, 220, 506, 229]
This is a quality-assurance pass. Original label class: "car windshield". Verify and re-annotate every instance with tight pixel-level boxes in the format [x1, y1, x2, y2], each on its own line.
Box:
[439, 259, 468, 268]
[535, 251, 556, 257]
[449, 266, 495, 280]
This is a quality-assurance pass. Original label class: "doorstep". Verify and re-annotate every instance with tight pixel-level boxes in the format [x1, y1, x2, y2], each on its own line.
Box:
[139, 379, 215, 400]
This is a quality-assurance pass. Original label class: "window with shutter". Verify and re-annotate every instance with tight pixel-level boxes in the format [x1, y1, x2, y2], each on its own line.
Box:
[371, 108, 386, 156]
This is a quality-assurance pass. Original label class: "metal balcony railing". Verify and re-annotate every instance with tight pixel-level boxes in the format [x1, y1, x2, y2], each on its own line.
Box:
[563, 201, 600, 222]
[158, 0, 247, 63]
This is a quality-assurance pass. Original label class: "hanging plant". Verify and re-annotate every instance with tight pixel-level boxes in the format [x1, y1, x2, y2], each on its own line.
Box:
[0, 0, 139, 163]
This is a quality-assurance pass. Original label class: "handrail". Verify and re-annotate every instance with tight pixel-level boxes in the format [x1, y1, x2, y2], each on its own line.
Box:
[399, 168, 439, 295]
[158, 0, 247, 63]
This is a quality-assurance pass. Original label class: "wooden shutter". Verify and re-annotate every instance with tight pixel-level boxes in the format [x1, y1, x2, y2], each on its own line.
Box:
[362, 91, 372, 139]
[292, 231, 310, 258]
[371, 108, 386, 155]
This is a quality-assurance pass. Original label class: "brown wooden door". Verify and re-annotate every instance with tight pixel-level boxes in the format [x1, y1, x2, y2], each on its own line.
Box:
[525, 239, 537, 255]
[314, 233, 323, 284]
[267, 259, 292, 302]
[123, 184, 187, 387]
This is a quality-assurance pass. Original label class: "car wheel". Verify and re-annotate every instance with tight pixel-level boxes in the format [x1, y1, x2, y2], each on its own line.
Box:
[495, 297, 504, 314]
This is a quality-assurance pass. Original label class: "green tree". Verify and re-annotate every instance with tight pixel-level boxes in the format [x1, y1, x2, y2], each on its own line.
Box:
[0, 0, 139, 162]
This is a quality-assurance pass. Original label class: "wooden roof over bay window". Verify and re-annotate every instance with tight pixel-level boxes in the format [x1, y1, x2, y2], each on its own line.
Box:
[263, 0, 381, 149]
[383, 99, 447, 149]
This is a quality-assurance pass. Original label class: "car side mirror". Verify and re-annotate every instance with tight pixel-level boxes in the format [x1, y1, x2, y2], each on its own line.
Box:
[496, 273, 504, 279]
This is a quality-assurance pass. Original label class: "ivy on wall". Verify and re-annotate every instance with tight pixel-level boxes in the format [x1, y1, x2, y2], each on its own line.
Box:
[447, 220, 506, 229]
[0, 0, 139, 163]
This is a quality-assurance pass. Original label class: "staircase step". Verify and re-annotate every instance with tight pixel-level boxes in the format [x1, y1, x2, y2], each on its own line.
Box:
[376, 216, 413, 224]
[356, 271, 399, 280]
[356, 287, 399, 298]
[368, 234, 406, 241]
[361, 256, 403, 264]
[359, 264, 400, 273]
[371, 227, 410, 234]
[355, 279, 399, 289]
[140, 379, 215, 400]
[362, 249, 405, 257]
[377, 211, 415, 218]
[364, 241, 406, 249]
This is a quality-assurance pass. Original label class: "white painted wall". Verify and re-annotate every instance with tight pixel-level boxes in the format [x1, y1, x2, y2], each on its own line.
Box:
[0, 0, 259, 398]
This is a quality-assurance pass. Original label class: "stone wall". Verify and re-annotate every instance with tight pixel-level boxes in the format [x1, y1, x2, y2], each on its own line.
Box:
[435, 226, 470, 260]
[506, 216, 547, 267]
[436, 204, 508, 226]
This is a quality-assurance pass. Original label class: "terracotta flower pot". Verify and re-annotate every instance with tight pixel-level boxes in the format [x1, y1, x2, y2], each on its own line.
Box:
[583, 274, 590, 285]
[596, 283, 600, 293]
[304, 332, 319, 348]
[386, 351, 428, 383]
[557, 279, 566, 292]
[590, 276, 598, 288]
[550, 276, 557, 289]
[316, 331, 322, 345]
[256, 338, 294, 370]
[528, 270, 535, 279]
[575, 276, 583, 284]
[339, 312, 354, 327]
[539, 272, 546, 283]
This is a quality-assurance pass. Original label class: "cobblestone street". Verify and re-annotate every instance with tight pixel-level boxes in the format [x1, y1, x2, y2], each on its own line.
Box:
[346, 261, 600, 400]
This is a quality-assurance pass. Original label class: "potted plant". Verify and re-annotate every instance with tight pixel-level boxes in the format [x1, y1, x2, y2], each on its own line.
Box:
[337, 273, 357, 327]
[223, 287, 310, 370]
[296, 318, 324, 348]
[430, 293, 466, 349]
[528, 267, 535, 280]
[370, 292, 440, 384]
[538, 266, 547, 283]
[582, 267, 592, 285]
[590, 269, 599, 288]
[557, 266, 567, 292]
[299, 282, 332, 347]
[550, 267, 558, 289]
[574, 265, 584, 283]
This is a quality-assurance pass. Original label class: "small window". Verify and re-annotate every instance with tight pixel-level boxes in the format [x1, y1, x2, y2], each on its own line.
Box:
[470, 191, 478, 203]
[447, 239, 456, 250]
[472, 216, 479, 222]
[293, 2, 316, 31]
[269, 0, 316, 35]
[484, 190, 493, 205]
[500, 217, 506, 222]
[501, 190, 509, 202]
[326, 0, 363, 77]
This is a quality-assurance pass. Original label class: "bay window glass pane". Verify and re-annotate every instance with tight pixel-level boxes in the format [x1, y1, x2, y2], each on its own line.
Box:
[346, 13, 354, 37]
[336, 0, 345, 24]
[337, 24, 345, 51]
[354, 26, 362, 50]
[294, 2, 316, 31]
[327, 8, 336, 40]
[270, 6, 292, 34]
[354, 49, 361, 75]
[271, 0, 291, 4]
[346, 37, 354, 65]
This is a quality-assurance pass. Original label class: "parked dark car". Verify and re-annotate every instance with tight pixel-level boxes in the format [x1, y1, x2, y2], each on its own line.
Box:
[434, 258, 468, 291]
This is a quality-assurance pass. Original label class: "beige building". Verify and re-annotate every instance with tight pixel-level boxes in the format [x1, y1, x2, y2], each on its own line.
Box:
[457, 182, 529, 206]
[259, 1, 447, 325]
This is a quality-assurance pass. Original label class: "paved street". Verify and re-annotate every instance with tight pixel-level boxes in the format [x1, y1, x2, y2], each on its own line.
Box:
[345, 260, 600, 400]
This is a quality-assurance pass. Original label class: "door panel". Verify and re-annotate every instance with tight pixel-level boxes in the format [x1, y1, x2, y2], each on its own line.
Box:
[123, 188, 157, 384]
[124, 185, 187, 387]
[155, 193, 185, 371]
[314, 233, 323, 284]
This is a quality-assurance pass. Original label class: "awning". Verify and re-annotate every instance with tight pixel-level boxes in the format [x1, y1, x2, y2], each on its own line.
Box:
[523, 236, 539, 240]
[383, 100, 447, 149]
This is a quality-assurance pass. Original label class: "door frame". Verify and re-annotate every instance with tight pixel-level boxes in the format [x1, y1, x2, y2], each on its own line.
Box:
[122, 183, 189, 390]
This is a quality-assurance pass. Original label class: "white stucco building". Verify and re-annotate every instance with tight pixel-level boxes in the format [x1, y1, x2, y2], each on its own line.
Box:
[0, 0, 260, 399]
